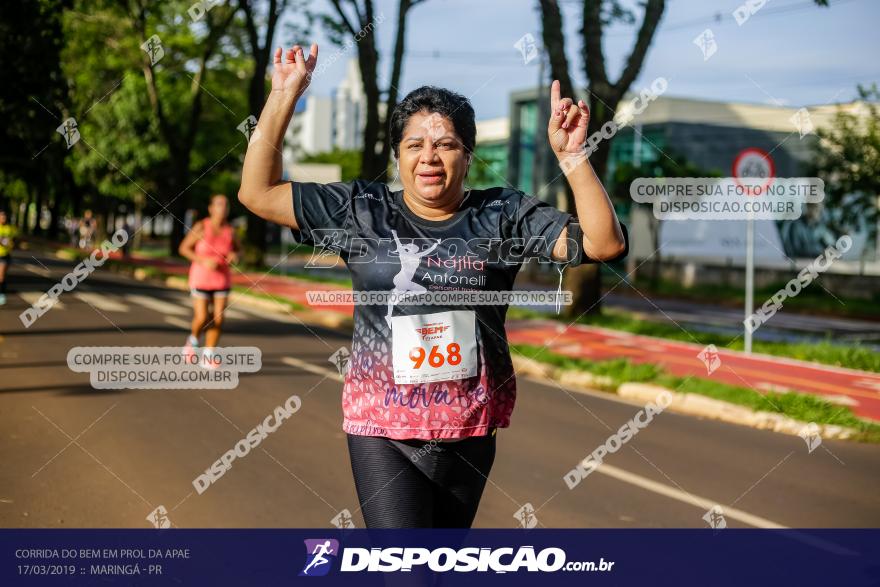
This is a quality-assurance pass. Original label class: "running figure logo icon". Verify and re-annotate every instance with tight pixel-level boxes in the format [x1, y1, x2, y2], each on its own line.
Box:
[514, 503, 539, 528]
[385, 230, 441, 328]
[299, 539, 339, 577]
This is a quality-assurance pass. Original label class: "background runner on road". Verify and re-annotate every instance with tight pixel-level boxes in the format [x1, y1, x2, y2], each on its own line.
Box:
[0, 208, 16, 306]
[178, 194, 240, 366]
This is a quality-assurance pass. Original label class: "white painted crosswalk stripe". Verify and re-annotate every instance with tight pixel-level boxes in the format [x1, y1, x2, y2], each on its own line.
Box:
[125, 294, 189, 316]
[18, 291, 64, 309]
[23, 264, 52, 277]
[74, 292, 129, 312]
[164, 316, 192, 330]
[281, 356, 344, 382]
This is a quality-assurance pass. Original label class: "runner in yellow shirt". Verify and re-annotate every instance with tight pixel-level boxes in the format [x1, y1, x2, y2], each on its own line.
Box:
[0, 209, 17, 306]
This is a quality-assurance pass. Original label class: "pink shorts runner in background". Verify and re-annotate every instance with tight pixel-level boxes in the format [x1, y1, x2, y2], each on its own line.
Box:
[188, 219, 233, 292]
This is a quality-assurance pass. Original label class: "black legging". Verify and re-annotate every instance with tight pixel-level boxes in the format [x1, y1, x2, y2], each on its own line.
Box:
[346, 430, 497, 528]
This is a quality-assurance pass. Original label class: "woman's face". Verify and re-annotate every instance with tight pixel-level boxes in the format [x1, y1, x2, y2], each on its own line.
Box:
[208, 196, 229, 221]
[397, 110, 469, 207]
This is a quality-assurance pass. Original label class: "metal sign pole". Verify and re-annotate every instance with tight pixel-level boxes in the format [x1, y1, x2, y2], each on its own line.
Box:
[733, 147, 773, 355]
[744, 212, 754, 354]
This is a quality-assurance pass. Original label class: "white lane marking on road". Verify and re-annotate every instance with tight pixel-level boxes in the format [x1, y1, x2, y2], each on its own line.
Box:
[24, 264, 52, 277]
[232, 304, 300, 322]
[281, 360, 795, 530]
[164, 316, 191, 330]
[597, 462, 858, 553]
[281, 356, 344, 383]
[126, 294, 189, 316]
[18, 291, 64, 309]
[74, 292, 128, 312]
[592, 463, 787, 529]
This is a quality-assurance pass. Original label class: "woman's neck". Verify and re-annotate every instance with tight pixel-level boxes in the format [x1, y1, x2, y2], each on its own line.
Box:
[402, 188, 466, 221]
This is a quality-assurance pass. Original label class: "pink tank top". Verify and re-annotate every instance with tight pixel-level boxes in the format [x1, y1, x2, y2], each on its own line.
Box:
[188, 219, 233, 290]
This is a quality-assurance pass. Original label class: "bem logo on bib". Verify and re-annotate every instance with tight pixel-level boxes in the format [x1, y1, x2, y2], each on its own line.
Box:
[415, 322, 450, 341]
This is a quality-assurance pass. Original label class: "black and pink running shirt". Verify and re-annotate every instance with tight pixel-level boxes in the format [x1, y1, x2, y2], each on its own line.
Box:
[291, 180, 628, 440]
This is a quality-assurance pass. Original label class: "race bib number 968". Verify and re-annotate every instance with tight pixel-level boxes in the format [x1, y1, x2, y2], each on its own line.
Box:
[391, 310, 478, 384]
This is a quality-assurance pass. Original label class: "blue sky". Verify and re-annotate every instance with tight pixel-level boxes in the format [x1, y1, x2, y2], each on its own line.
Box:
[294, 0, 879, 120]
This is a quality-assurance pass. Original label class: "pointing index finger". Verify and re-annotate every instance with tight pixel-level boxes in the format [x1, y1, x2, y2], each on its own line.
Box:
[550, 79, 560, 112]
[306, 43, 319, 72]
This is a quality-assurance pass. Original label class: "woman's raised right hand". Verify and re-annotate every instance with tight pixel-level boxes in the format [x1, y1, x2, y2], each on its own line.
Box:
[271, 43, 318, 98]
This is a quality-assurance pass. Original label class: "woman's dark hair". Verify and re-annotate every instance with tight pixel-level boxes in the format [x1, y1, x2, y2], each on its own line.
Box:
[389, 86, 476, 159]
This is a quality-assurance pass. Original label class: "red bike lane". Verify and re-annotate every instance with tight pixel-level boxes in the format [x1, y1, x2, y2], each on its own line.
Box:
[505, 320, 880, 423]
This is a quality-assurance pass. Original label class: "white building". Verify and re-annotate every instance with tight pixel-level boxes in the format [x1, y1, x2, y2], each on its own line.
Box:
[286, 59, 367, 160]
[291, 95, 333, 156]
[333, 59, 366, 151]
[286, 58, 390, 166]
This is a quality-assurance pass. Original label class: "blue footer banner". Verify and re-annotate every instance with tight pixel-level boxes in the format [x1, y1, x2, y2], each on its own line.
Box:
[2, 529, 878, 586]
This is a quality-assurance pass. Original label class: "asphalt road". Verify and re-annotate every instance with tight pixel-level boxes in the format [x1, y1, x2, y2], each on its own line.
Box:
[1, 253, 879, 530]
[605, 292, 880, 346]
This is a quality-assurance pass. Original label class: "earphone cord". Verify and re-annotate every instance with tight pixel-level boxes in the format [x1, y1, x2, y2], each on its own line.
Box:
[555, 263, 567, 314]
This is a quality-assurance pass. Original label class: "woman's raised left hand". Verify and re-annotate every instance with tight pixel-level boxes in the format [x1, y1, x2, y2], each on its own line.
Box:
[547, 79, 590, 157]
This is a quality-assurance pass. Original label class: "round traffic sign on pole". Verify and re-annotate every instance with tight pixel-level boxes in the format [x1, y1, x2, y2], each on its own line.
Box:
[733, 148, 774, 355]
[733, 147, 775, 196]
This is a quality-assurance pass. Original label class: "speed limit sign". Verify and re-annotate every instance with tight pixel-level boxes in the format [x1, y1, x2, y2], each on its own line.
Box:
[732, 147, 775, 195]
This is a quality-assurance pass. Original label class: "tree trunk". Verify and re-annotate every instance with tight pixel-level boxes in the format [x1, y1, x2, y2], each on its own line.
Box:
[48, 194, 61, 241]
[70, 173, 83, 218]
[539, 0, 665, 319]
[243, 47, 270, 267]
[21, 192, 33, 232]
[168, 155, 191, 256]
[564, 264, 602, 318]
[32, 184, 45, 236]
[240, 0, 282, 268]
[650, 215, 661, 289]
[334, 0, 418, 183]
[377, 0, 415, 175]
[561, 93, 619, 318]
[359, 43, 383, 181]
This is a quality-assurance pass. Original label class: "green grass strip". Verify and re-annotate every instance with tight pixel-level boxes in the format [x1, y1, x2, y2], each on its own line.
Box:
[511, 343, 880, 443]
